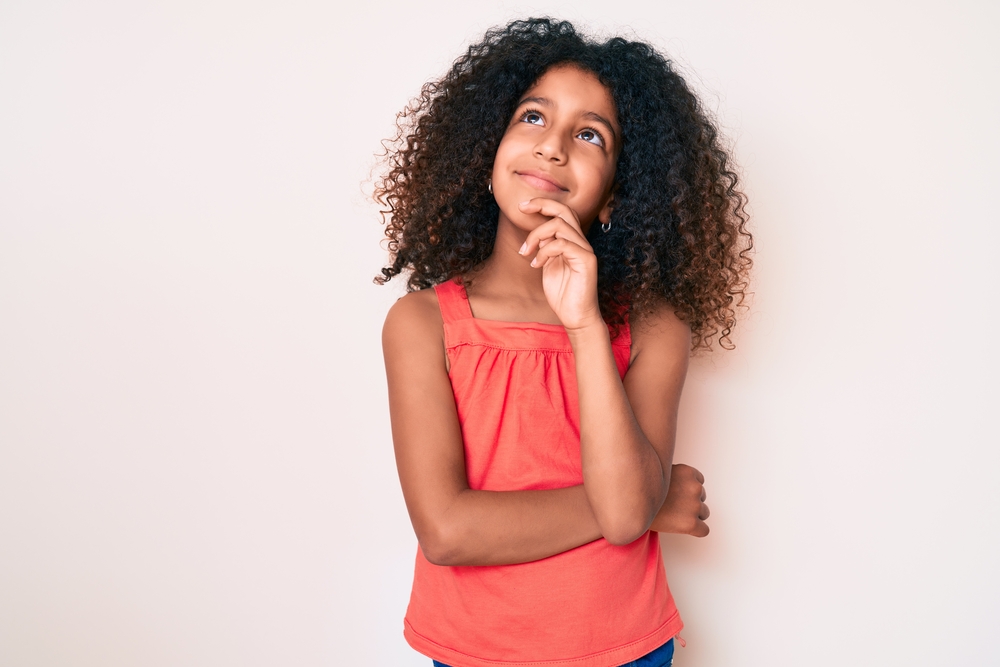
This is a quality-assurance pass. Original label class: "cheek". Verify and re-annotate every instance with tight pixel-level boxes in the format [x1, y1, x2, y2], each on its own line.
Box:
[578, 163, 616, 209]
[490, 142, 527, 206]
[491, 137, 515, 181]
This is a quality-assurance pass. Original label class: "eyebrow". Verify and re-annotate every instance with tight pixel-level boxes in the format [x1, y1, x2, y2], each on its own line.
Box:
[517, 96, 620, 146]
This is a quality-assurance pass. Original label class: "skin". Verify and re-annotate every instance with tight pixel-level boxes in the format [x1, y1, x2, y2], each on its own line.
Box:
[383, 65, 709, 567]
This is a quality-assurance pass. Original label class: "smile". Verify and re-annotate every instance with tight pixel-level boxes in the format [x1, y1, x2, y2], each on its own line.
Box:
[516, 170, 568, 193]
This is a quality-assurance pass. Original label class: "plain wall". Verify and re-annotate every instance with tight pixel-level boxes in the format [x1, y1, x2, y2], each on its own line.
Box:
[1, 1, 998, 665]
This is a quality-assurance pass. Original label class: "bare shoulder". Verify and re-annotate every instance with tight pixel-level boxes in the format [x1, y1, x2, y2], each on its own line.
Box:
[383, 288, 441, 337]
[628, 300, 692, 365]
[382, 287, 446, 367]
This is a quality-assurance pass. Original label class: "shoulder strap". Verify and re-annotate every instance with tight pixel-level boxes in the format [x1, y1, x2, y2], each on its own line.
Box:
[433, 278, 473, 324]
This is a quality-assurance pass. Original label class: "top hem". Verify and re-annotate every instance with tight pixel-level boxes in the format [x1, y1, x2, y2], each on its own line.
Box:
[403, 612, 683, 667]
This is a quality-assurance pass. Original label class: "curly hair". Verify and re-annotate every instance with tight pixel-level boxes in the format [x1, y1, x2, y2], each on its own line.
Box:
[374, 18, 752, 350]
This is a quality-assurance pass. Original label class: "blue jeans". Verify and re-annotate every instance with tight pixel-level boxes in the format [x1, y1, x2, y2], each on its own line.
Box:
[432, 638, 674, 667]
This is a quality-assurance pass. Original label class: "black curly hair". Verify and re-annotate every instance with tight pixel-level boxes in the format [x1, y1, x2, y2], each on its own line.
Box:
[375, 18, 752, 350]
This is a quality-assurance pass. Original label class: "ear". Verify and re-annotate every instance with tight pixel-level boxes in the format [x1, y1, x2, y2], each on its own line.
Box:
[597, 188, 616, 224]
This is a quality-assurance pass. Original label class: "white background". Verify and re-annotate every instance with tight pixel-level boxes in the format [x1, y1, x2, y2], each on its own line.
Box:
[2, 1, 998, 665]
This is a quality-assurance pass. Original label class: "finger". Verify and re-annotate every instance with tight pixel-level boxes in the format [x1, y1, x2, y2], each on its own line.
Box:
[530, 238, 595, 269]
[530, 239, 585, 269]
[518, 198, 583, 232]
[700, 487, 707, 502]
[520, 218, 591, 257]
[698, 502, 710, 521]
[691, 520, 710, 538]
[692, 468, 705, 484]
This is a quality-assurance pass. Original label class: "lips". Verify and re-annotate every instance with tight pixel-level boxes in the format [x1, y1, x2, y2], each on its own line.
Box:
[515, 170, 567, 193]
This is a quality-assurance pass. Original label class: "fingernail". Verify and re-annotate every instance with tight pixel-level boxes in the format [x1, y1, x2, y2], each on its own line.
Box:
[518, 242, 527, 255]
[530, 258, 537, 267]
[519, 200, 531, 207]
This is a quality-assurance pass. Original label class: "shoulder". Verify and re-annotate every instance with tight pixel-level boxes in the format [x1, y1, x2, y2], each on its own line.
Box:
[382, 288, 447, 366]
[627, 300, 691, 367]
[384, 287, 441, 329]
[383, 288, 443, 344]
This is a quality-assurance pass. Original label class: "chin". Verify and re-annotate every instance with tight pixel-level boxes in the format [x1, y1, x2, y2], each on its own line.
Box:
[504, 210, 545, 233]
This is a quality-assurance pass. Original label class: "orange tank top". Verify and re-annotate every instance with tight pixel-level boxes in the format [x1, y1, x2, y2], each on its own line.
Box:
[403, 279, 682, 667]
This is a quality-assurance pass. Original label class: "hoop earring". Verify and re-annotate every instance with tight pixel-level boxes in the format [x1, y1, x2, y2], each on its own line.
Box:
[601, 221, 611, 233]
[488, 179, 493, 195]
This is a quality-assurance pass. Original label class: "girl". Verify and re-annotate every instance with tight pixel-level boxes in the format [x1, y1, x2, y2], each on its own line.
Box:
[377, 18, 751, 667]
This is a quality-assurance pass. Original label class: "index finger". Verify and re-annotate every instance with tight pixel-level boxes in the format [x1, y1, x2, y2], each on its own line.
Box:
[518, 198, 584, 235]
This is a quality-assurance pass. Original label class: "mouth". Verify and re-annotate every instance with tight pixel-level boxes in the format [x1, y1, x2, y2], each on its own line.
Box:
[515, 170, 568, 193]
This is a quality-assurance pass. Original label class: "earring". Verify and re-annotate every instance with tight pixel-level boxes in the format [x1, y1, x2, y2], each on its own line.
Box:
[601, 194, 615, 233]
[488, 179, 493, 194]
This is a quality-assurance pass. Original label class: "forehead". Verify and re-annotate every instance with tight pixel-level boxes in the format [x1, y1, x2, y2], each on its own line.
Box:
[522, 64, 619, 127]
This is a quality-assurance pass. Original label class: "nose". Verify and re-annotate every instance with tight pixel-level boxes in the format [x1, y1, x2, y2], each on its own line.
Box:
[533, 128, 567, 163]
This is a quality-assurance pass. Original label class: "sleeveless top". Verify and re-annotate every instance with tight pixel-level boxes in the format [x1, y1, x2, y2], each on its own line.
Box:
[403, 279, 682, 667]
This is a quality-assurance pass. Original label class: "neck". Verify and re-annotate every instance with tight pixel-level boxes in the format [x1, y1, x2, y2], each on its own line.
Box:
[473, 213, 547, 298]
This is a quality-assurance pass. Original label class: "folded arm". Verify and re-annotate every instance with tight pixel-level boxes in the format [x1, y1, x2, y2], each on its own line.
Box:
[567, 302, 692, 544]
[383, 289, 706, 567]
[518, 199, 700, 545]
[383, 290, 602, 566]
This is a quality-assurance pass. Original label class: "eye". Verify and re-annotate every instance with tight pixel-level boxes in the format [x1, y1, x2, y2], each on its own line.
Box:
[577, 128, 604, 147]
[519, 109, 545, 126]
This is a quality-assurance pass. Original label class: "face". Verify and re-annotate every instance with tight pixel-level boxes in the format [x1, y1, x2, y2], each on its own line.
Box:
[491, 64, 620, 234]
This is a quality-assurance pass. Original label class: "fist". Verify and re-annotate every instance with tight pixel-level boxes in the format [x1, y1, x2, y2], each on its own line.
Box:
[650, 464, 710, 537]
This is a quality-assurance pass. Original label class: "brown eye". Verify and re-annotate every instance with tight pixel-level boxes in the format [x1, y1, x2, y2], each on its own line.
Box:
[520, 110, 544, 125]
[578, 129, 603, 146]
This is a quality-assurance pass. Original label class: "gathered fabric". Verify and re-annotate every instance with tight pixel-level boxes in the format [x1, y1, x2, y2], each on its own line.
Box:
[402, 279, 682, 667]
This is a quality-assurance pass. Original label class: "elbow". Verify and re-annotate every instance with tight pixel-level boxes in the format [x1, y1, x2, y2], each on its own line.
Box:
[415, 491, 476, 566]
[598, 508, 654, 546]
[596, 495, 663, 546]
[590, 462, 669, 546]
[417, 522, 464, 567]
[421, 542, 461, 567]
[601, 520, 651, 546]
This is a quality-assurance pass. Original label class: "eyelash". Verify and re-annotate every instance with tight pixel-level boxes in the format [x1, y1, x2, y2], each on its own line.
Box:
[518, 108, 606, 147]
[519, 108, 545, 126]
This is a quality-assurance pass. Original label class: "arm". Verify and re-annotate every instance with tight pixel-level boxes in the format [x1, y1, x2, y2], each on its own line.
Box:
[621, 307, 705, 535]
[383, 290, 603, 566]
[384, 279, 709, 565]
[566, 303, 690, 544]
[520, 199, 695, 545]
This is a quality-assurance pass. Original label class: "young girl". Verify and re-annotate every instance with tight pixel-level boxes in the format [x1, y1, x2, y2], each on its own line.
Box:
[377, 18, 751, 667]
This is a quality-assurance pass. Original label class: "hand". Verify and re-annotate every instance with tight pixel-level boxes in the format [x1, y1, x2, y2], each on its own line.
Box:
[517, 198, 602, 331]
[650, 464, 710, 537]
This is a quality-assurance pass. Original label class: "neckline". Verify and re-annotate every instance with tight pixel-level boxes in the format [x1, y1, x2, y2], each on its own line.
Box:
[455, 280, 568, 331]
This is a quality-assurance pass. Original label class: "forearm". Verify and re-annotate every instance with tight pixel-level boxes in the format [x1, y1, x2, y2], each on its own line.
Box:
[421, 485, 602, 566]
[567, 323, 668, 544]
